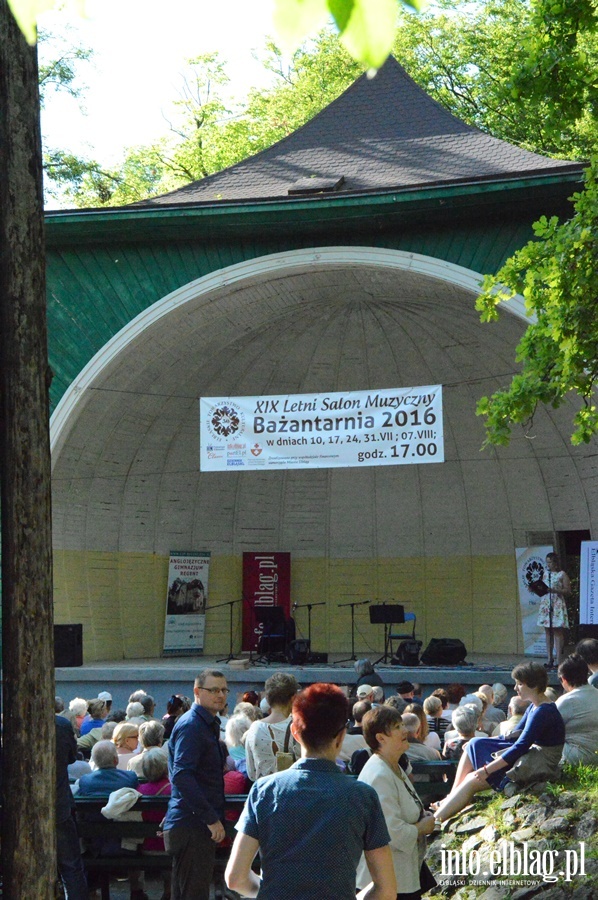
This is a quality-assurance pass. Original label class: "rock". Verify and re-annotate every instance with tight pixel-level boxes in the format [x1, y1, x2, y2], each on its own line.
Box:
[510, 886, 545, 900]
[517, 803, 539, 819]
[455, 816, 487, 834]
[462, 834, 482, 852]
[549, 807, 573, 820]
[479, 824, 498, 842]
[553, 790, 576, 806]
[526, 782, 549, 796]
[538, 815, 569, 834]
[522, 807, 549, 827]
[575, 811, 597, 841]
[511, 826, 536, 841]
[500, 795, 522, 810]
[478, 887, 510, 899]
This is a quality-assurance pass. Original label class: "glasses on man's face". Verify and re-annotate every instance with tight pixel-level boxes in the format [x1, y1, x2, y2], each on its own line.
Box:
[200, 687, 230, 695]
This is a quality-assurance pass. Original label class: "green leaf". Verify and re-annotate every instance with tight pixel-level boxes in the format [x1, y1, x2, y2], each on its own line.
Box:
[273, 0, 330, 52]
[329, 0, 398, 69]
[8, 0, 86, 45]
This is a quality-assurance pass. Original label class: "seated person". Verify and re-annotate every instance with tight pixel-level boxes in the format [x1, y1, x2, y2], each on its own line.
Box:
[348, 700, 372, 734]
[353, 658, 384, 695]
[127, 720, 166, 776]
[112, 722, 141, 770]
[79, 699, 108, 737]
[498, 696, 531, 736]
[225, 713, 252, 775]
[69, 697, 88, 735]
[477, 685, 507, 727]
[245, 673, 299, 781]
[76, 740, 139, 861]
[424, 695, 450, 744]
[442, 706, 478, 761]
[434, 662, 565, 822]
[77, 719, 116, 759]
[575, 637, 598, 687]
[77, 740, 139, 796]
[556, 654, 598, 765]
[445, 683, 466, 716]
[402, 712, 441, 780]
[443, 696, 486, 745]
[492, 682, 509, 715]
[405, 703, 441, 752]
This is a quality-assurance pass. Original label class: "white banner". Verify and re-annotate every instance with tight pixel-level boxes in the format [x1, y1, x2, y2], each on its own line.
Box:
[200, 386, 443, 472]
[163, 551, 210, 655]
[516, 545, 553, 656]
[579, 540, 598, 625]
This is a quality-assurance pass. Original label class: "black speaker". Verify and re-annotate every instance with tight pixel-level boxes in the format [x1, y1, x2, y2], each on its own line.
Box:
[420, 638, 467, 666]
[54, 624, 83, 667]
[287, 639, 310, 665]
[309, 652, 329, 664]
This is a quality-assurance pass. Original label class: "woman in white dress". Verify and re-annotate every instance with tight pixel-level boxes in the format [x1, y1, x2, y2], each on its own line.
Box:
[356, 706, 436, 900]
[244, 672, 299, 780]
[537, 553, 571, 667]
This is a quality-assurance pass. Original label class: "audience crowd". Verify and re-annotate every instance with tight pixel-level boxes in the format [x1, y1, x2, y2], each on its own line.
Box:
[54, 638, 598, 900]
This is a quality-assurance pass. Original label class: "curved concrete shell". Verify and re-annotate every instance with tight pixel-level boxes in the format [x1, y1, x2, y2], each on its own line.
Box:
[51, 249, 594, 661]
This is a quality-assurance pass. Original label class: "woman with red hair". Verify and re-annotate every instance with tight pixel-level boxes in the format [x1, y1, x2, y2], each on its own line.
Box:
[226, 683, 396, 900]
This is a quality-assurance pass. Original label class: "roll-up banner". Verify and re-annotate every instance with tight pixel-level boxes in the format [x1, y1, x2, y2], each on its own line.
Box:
[515, 545, 553, 656]
[200, 385, 443, 472]
[242, 552, 291, 652]
[163, 551, 210, 656]
[579, 540, 598, 625]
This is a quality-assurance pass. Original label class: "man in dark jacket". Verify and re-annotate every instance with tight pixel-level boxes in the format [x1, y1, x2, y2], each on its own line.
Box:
[163, 668, 228, 900]
[56, 715, 89, 899]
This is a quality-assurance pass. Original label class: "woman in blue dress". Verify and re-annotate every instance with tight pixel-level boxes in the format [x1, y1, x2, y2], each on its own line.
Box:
[434, 662, 564, 821]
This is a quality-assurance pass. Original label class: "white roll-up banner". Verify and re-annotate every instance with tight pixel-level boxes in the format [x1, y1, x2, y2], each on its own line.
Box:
[200, 386, 443, 472]
[579, 540, 598, 625]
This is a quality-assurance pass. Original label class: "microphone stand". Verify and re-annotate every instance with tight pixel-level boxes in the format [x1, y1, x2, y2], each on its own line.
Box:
[207, 598, 244, 663]
[336, 600, 370, 664]
[293, 602, 326, 661]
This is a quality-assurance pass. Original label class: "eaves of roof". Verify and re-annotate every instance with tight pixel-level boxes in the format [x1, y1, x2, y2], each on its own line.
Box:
[45, 168, 584, 248]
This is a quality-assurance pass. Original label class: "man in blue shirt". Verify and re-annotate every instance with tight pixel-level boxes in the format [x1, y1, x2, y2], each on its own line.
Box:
[226, 683, 395, 900]
[163, 668, 228, 900]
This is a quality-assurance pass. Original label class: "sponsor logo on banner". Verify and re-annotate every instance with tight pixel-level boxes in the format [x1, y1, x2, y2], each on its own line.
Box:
[516, 546, 553, 656]
[200, 386, 444, 472]
[206, 403, 245, 440]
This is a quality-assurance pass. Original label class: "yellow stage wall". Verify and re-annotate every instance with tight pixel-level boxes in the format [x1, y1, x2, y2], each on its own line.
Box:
[53, 550, 520, 662]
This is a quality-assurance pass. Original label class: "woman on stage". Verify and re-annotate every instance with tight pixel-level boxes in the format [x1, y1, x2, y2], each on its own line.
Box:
[537, 552, 571, 668]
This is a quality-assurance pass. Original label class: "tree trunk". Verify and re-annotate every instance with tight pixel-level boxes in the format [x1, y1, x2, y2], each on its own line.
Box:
[0, 2, 56, 896]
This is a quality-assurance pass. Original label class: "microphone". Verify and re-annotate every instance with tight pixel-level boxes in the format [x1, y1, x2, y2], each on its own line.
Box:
[292, 602, 298, 610]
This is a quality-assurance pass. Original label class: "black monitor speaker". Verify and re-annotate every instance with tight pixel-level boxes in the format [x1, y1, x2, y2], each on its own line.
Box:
[54, 624, 83, 667]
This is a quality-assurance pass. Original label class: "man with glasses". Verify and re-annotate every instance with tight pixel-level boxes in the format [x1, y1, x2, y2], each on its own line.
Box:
[163, 668, 229, 900]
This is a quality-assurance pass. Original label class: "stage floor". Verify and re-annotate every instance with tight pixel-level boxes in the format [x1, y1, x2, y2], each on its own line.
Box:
[55, 651, 560, 715]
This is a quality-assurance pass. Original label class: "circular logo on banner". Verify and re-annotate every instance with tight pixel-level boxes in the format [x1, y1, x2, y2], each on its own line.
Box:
[207, 403, 244, 439]
[521, 556, 546, 604]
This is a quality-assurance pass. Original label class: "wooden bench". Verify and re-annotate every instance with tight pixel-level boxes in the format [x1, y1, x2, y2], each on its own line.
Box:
[74, 793, 248, 900]
[410, 759, 458, 803]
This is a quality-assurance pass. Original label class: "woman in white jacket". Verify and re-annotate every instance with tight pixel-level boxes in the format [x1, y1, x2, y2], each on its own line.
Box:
[356, 707, 436, 900]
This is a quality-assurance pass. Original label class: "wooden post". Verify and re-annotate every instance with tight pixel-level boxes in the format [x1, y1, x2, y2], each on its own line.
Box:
[0, 2, 56, 895]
